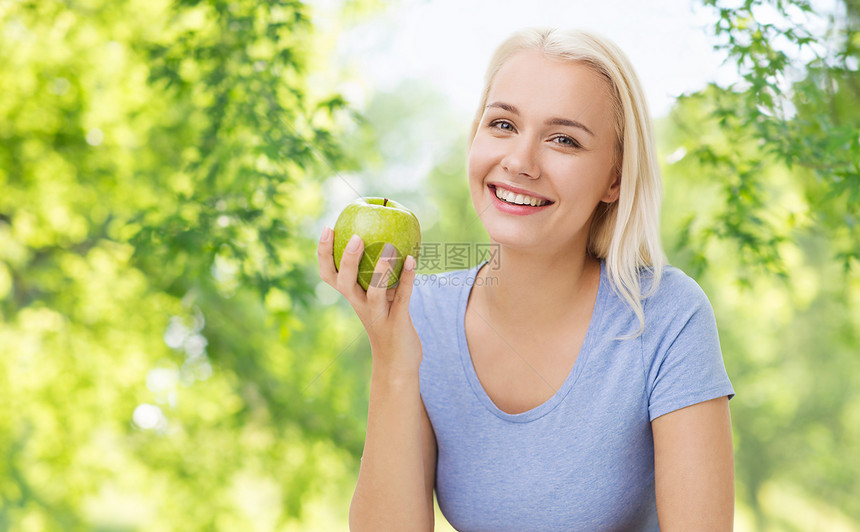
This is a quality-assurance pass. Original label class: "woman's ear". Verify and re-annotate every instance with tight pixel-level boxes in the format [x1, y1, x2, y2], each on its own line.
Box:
[602, 168, 621, 203]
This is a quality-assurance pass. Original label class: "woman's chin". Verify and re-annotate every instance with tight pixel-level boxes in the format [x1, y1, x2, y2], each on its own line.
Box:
[484, 228, 542, 250]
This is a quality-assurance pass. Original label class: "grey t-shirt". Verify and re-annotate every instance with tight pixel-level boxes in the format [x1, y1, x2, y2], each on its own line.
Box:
[410, 260, 734, 531]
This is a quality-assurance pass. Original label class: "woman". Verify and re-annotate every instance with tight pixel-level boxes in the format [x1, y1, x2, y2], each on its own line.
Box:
[318, 28, 735, 531]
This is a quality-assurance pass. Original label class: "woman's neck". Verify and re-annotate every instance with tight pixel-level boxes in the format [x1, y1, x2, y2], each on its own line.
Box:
[475, 245, 601, 333]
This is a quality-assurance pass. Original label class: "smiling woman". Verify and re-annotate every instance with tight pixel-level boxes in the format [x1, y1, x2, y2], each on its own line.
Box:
[468, 31, 665, 336]
[468, 49, 620, 262]
[319, 27, 735, 532]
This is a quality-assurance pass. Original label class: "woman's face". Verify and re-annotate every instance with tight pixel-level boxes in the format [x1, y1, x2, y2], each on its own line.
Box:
[468, 49, 620, 257]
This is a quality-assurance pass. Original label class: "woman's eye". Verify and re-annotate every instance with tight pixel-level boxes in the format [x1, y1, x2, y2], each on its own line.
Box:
[490, 120, 514, 132]
[553, 135, 581, 148]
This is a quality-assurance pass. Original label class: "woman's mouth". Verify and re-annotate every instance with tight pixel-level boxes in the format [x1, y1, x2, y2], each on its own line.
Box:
[488, 185, 553, 215]
[490, 185, 553, 207]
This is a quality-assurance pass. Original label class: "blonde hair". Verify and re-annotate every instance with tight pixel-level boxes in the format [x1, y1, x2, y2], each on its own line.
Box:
[472, 28, 667, 334]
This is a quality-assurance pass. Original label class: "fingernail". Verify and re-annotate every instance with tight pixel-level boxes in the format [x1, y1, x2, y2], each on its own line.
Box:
[381, 243, 396, 260]
[404, 255, 415, 271]
[346, 234, 361, 253]
[320, 226, 332, 242]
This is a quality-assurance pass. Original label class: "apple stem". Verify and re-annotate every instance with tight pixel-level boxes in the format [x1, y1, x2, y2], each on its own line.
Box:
[383, 198, 389, 207]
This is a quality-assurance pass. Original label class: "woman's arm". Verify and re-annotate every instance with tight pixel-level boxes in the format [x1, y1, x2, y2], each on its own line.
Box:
[652, 396, 735, 531]
[317, 229, 435, 531]
[350, 377, 437, 531]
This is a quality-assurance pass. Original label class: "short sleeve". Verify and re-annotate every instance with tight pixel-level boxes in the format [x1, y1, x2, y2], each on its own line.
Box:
[644, 272, 735, 421]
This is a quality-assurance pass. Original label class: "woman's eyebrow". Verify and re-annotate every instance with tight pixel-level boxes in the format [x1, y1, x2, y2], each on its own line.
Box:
[485, 101, 594, 137]
[486, 101, 518, 114]
[545, 117, 594, 137]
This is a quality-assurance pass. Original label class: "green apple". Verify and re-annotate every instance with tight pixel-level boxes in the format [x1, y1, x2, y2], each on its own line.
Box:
[333, 197, 421, 290]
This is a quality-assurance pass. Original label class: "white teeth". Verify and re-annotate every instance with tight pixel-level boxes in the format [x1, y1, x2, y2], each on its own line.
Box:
[494, 186, 547, 207]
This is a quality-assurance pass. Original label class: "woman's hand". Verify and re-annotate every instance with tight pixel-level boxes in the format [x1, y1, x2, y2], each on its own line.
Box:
[317, 226, 422, 375]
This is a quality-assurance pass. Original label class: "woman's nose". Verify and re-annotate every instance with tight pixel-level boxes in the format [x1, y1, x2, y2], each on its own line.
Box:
[500, 137, 541, 179]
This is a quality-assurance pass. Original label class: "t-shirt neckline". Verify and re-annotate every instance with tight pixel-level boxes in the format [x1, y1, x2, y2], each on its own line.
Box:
[456, 259, 608, 423]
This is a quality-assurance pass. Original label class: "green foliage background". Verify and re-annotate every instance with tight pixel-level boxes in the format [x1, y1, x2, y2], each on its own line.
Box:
[0, 0, 858, 530]
[0, 0, 369, 529]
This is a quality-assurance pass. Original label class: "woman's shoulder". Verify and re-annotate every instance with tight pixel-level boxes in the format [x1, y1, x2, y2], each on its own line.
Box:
[654, 265, 707, 301]
[649, 265, 710, 302]
[598, 263, 712, 335]
[640, 264, 716, 326]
